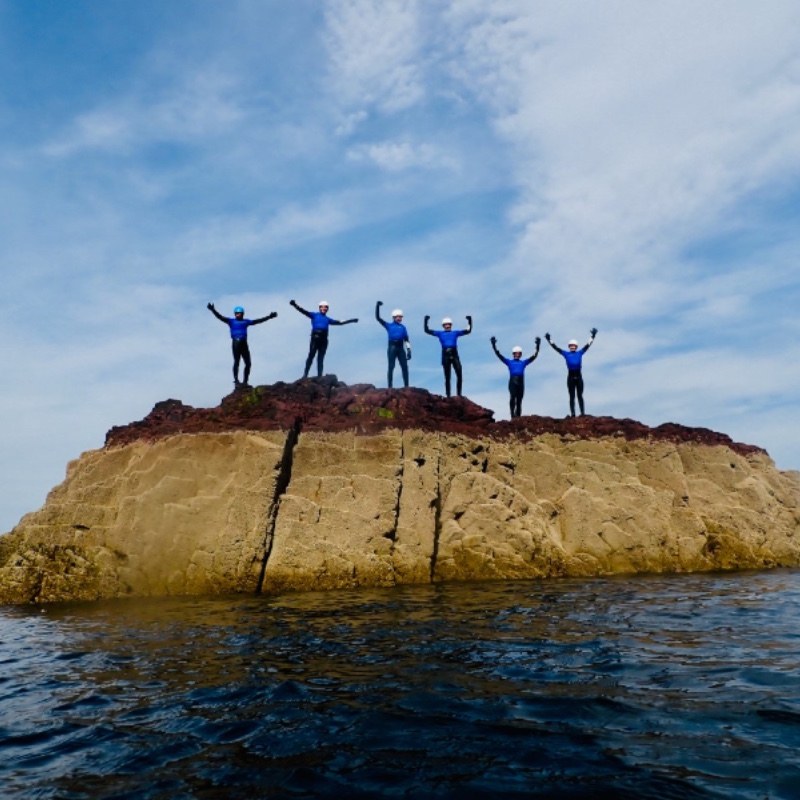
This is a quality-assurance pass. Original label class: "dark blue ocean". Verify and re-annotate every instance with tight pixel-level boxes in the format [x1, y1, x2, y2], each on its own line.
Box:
[2, 570, 800, 799]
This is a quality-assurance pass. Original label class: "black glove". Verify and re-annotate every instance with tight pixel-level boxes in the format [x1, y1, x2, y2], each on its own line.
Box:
[590, 327, 598, 337]
[289, 299, 297, 307]
[535, 336, 541, 347]
[466, 315, 473, 324]
[424, 315, 430, 323]
[545, 332, 551, 342]
[405, 346, 412, 361]
[490, 336, 497, 345]
[269, 312, 278, 319]
[207, 302, 215, 311]
[377, 300, 383, 306]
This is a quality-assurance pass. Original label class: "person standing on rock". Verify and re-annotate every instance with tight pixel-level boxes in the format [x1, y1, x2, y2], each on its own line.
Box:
[290, 299, 358, 379]
[375, 301, 411, 388]
[491, 336, 540, 418]
[207, 303, 278, 388]
[424, 314, 472, 397]
[545, 328, 598, 417]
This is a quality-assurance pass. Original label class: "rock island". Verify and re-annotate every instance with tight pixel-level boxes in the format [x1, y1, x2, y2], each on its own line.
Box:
[1, 377, 798, 604]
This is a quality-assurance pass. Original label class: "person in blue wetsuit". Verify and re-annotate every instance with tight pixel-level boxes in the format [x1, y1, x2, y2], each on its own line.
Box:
[545, 328, 598, 416]
[290, 299, 358, 378]
[424, 314, 472, 397]
[207, 302, 278, 387]
[491, 336, 541, 418]
[375, 301, 411, 388]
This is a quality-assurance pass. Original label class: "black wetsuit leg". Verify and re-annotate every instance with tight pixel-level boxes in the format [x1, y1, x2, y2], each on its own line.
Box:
[452, 352, 463, 396]
[442, 348, 457, 397]
[232, 339, 250, 384]
[304, 332, 328, 378]
[567, 371, 583, 416]
[397, 345, 409, 387]
[509, 376, 524, 418]
[575, 373, 585, 415]
[387, 342, 397, 388]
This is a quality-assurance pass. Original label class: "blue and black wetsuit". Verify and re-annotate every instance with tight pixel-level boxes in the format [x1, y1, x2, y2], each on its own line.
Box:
[291, 300, 358, 378]
[492, 339, 540, 418]
[208, 304, 277, 386]
[375, 302, 410, 388]
[547, 332, 596, 416]
[424, 316, 472, 397]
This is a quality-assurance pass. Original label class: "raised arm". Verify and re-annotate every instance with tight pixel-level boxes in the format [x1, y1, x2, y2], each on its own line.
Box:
[463, 315, 473, 335]
[582, 327, 598, 352]
[207, 302, 228, 324]
[251, 312, 278, 325]
[544, 332, 561, 353]
[289, 299, 312, 319]
[375, 300, 386, 327]
[330, 317, 359, 326]
[490, 336, 505, 363]
[526, 337, 541, 364]
[424, 315, 435, 336]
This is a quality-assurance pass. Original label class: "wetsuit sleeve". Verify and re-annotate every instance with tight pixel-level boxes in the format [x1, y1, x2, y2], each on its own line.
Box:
[582, 332, 596, 353]
[548, 339, 562, 354]
[375, 302, 387, 328]
[251, 312, 277, 325]
[463, 316, 473, 336]
[209, 306, 229, 324]
[491, 341, 505, 363]
[290, 301, 312, 319]
[526, 340, 541, 364]
[424, 316, 435, 336]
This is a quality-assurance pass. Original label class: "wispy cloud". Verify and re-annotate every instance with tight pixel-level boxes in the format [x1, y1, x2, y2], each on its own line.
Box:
[347, 139, 458, 171]
[324, 0, 426, 116]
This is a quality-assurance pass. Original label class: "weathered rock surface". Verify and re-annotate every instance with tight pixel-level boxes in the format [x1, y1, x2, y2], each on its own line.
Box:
[1, 379, 798, 604]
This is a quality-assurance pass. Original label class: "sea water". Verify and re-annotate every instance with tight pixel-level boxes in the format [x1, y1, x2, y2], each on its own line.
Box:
[1, 570, 799, 799]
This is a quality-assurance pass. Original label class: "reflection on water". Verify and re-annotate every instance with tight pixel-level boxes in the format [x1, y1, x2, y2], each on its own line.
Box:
[2, 571, 800, 798]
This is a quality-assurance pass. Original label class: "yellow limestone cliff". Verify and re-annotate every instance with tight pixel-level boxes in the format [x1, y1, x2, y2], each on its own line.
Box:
[1, 420, 799, 605]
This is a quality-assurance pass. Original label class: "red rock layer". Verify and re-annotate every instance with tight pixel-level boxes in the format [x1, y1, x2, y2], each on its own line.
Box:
[104, 376, 764, 457]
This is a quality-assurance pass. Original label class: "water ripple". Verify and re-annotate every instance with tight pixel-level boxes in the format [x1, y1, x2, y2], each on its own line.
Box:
[1, 570, 799, 798]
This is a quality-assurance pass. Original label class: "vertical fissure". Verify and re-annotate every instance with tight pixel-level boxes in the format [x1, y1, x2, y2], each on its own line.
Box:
[429, 447, 443, 583]
[386, 434, 404, 554]
[256, 417, 302, 594]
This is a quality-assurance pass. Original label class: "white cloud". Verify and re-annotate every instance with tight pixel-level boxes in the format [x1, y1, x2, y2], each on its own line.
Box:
[43, 67, 246, 157]
[347, 139, 458, 172]
[323, 0, 426, 116]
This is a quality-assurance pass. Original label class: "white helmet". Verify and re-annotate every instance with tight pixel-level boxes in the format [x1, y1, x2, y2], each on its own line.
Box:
[512, 346, 523, 354]
[319, 300, 329, 308]
[568, 339, 579, 347]
[442, 317, 453, 325]
[391, 309, 403, 317]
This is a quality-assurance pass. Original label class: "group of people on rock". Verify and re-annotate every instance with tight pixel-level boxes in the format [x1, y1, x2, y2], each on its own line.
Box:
[208, 299, 599, 418]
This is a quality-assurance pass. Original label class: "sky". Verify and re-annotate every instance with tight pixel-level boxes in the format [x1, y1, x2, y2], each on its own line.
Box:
[2, 0, 800, 532]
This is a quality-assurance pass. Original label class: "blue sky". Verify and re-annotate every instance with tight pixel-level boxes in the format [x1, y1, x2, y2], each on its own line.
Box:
[2, 0, 800, 532]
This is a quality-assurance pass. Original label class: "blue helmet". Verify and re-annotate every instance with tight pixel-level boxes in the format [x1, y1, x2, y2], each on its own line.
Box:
[234, 306, 244, 314]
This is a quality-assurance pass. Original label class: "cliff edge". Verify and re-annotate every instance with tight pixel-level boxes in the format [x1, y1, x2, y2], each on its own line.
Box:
[1, 378, 798, 604]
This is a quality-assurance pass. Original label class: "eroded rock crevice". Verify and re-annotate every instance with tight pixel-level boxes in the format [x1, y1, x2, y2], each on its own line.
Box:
[387, 436, 404, 549]
[256, 417, 302, 594]
[429, 448, 443, 582]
